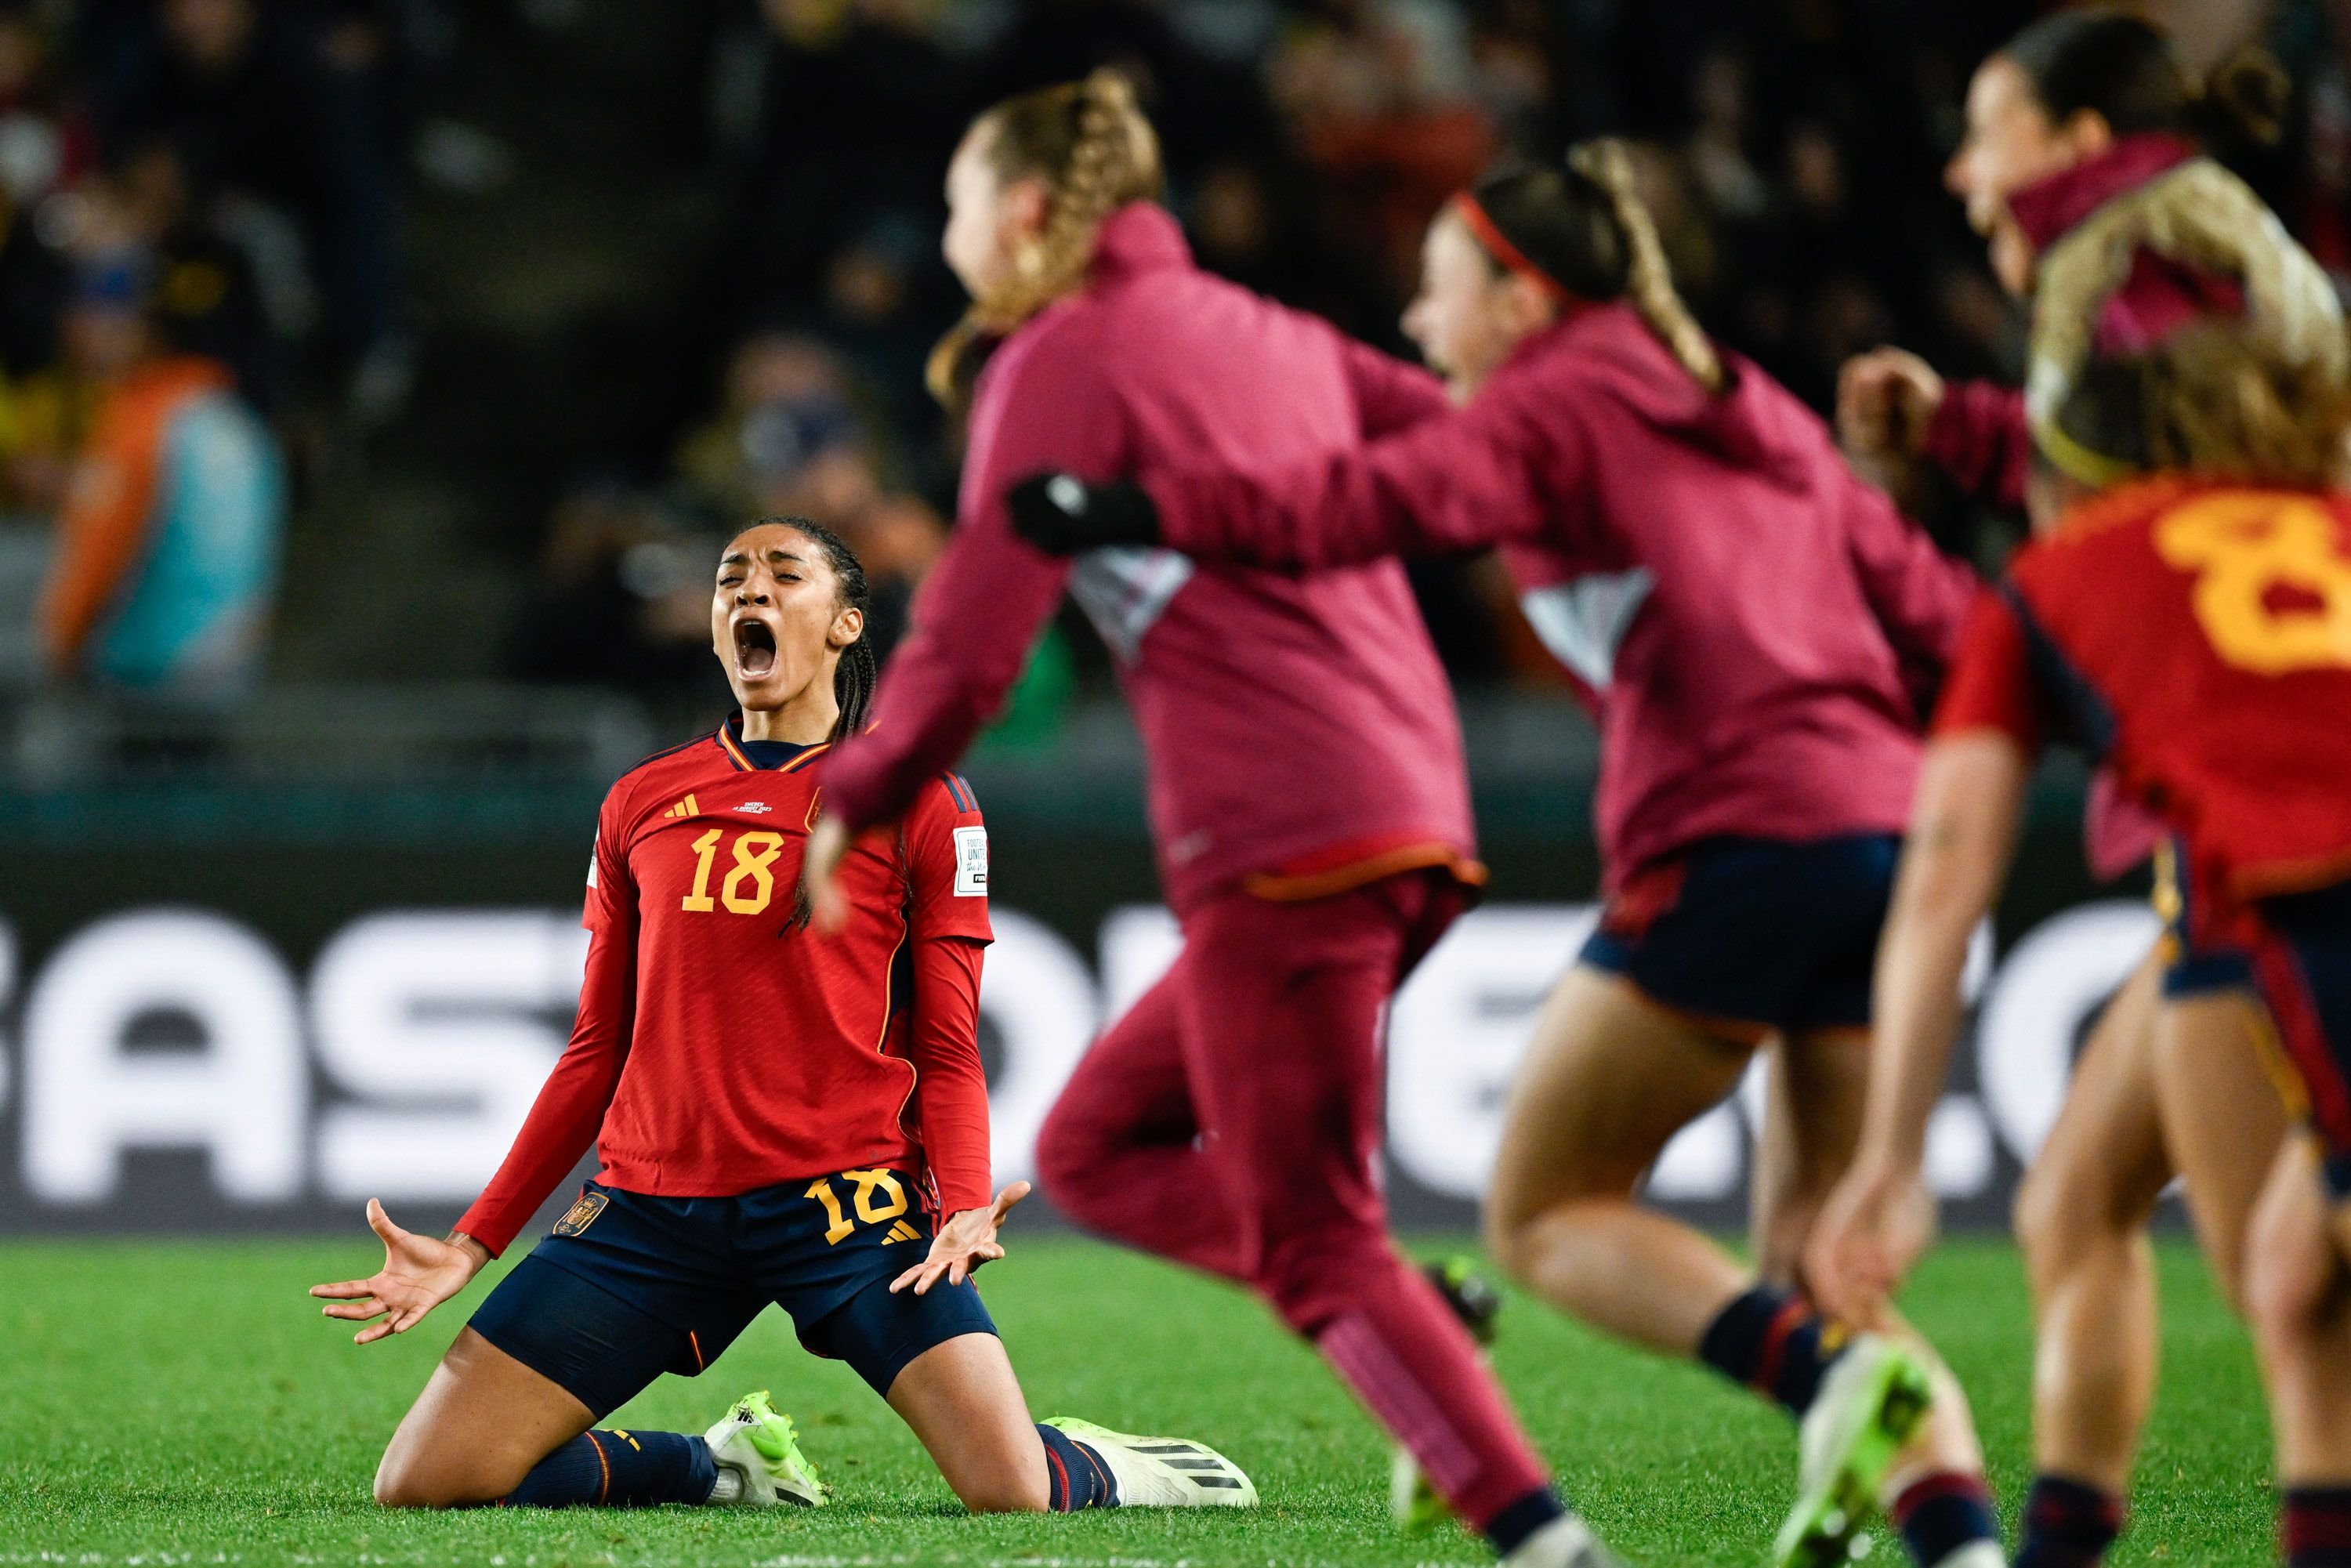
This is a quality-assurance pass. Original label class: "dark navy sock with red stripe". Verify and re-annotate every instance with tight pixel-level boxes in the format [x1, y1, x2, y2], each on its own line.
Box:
[1036, 1423, 1117, 1510]
[1697, 1284, 1846, 1415]
[2015, 1473, 2123, 1567]
[504, 1429, 715, 1507]
[2286, 1486, 2351, 1566]
[1892, 1472, 2000, 1566]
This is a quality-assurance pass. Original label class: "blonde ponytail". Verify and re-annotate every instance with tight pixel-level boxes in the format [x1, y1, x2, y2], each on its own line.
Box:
[1567, 138, 1725, 395]
[927, 69, 1164, 407]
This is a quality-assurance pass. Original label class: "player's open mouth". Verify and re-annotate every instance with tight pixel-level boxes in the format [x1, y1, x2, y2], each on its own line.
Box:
[734, 617, 778, 680]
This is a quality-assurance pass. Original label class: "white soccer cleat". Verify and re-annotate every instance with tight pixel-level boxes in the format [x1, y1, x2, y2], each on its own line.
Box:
[1502, 1513, 1632, 1567]
[1775, 1334, 1934, 1566]
[703, 1389, 824, 1507]
[1038, 1415, 1258, 1507]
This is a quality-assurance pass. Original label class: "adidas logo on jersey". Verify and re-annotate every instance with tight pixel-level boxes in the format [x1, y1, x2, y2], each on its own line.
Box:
[882, 1220, 923, 1245]
[662, 795, 700, 819]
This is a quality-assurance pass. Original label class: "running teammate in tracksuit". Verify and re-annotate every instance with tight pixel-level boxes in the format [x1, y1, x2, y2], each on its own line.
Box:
[310, 516, 1252, 1519]
[1809, 306, 2351, 1568]
[1835, 17, 2328, 1558]
[1010, 142, 2001, 1568]
[799, 72, 1625, 1568]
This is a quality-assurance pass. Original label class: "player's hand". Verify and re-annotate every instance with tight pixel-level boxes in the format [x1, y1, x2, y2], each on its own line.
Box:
[1836, 347, 1944, 465]
[889, 1182, 1031, 1296]
[802, 815, 853, 934]
[1005, 473, 1162, 556]
[308, 1198, 487, 1345]
[1806, 1154, 1936, 1329]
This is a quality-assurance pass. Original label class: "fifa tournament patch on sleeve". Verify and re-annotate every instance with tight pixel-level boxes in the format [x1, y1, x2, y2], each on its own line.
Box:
[953, 825, 988, 896]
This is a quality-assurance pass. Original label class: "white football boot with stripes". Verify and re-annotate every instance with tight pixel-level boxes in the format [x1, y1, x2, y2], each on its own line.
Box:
[1038, 1416, 1258, 1507]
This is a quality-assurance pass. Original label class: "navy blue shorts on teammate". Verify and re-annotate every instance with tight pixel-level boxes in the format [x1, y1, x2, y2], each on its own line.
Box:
[2251, 880, 2351, 1202]
[1579, 834, 1897, 1037]
[2153, 839, 2256, 999]
[469, 1169, 996, 1419]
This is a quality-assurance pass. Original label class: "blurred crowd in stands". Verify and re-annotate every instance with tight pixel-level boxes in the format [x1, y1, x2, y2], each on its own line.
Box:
[7, 0, 2351, 741]
[520, 0, 2351, 729]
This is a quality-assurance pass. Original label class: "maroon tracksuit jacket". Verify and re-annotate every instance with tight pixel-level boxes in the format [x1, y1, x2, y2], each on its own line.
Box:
[1143, 303, 1976, 889]
[820, 203, 1478, 914]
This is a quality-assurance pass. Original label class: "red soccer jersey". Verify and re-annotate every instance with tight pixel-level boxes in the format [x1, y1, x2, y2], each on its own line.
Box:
[1933, 476, 2351, 915]
[455, 717, 994, 1256]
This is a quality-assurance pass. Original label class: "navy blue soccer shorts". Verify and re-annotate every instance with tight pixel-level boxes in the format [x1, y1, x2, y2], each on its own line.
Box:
[468, 1169, 996, 1419]
[1579, 834, 1897, 1038]
[2251, 881, 2351, 1202]
[2153, 838, 2256, 998]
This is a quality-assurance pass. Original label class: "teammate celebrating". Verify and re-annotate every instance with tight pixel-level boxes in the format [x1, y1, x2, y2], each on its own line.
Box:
[1836, 16, 2324, 1559]
[1810, 302, 2351, 1568]
[1009, 143, 2001, 1568]
[307, 516, 1253, 1519]
[802, 72, 1626, 1568]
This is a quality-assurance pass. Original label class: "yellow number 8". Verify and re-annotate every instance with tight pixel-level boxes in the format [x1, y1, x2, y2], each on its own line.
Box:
[2154, 491, 2351, 675]
[721, 831, 784, 914]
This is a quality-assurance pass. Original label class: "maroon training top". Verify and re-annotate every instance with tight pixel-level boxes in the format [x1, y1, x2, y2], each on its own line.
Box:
[1142, 304, 1978, 889]
[820, 203, 1479, 914]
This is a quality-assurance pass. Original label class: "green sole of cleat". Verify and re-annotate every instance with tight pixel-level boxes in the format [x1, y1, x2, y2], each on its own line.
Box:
[1771, 1354, 1935, 1568]
[1389, 1449, 1451, 1536]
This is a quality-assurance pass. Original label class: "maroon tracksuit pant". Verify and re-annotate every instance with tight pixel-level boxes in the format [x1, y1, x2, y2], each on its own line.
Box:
[1036, 871, 1552, 1532]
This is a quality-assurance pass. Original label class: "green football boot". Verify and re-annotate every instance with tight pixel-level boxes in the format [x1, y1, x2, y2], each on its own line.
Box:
[703, 1389, 825, 1507]
[1772, 1335, 1935, 1566]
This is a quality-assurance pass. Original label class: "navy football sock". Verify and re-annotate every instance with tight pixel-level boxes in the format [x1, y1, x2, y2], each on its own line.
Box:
[2014, 1473, 2123, 1567]
[504, 1428, 716, 1507]
[1485, 1487, 1568, 1556]
[1892, 1472, 2000, 1566]
[1036, 1423, 1116, 1510]
[2286, 1486, 2351, 1567]
[1696, 1284, 1848, 1415]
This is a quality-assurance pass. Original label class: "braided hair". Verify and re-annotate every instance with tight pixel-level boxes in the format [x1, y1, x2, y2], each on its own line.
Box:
[1465, 141, 1726, 396]
[926, 69, 1165, 407]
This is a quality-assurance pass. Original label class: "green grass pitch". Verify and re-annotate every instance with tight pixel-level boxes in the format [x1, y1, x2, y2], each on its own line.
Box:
[0, 1234, 2274, 1566]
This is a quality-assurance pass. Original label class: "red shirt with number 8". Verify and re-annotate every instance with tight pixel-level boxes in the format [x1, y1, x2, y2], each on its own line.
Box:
[1933, 475, 2351, 927]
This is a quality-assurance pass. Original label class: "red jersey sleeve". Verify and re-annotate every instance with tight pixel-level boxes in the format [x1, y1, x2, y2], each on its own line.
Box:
[1141, 368, 1574, 570]
[455, 785, 639, 1255]
[899, 776, 993, 1215]
[1929, 587, 2049, 751]
[819, 322, 1122, 834]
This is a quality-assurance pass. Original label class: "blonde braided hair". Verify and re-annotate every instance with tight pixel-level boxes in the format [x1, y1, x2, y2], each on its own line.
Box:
[1566, 138, 1726, 395]
[926, 69, 1164, 407]
[2030, 155, 2349, 487]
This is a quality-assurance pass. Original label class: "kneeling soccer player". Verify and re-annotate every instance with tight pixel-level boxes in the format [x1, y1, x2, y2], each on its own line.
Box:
[309, 516, 1254, 1516]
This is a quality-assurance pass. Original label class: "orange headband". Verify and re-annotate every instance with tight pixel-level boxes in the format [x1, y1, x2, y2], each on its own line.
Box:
[1451, 191, 1577, 306]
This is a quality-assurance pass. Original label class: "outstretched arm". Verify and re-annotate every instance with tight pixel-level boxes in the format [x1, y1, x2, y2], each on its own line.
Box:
[1807, 731, 2030, 1324]
[1807, 590, 2049, 1322]
[817, 333, 1118, 842]
[1008, 377, 1573, 570]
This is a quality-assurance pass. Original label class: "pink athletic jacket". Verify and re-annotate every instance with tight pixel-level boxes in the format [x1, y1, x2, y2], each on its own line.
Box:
[1142, 303, 1978, 889]
[819, 203, 1479, 914]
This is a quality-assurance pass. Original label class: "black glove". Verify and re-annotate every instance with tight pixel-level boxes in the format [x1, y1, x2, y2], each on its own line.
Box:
[1005, 473, 1164, 555]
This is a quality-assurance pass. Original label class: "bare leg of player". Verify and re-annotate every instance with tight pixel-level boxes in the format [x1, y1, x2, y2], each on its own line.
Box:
[1751, 1030, 1870, 1284]
[2015, 958, 2168, 1493]
[2245, 1136, 2351, 1560]
[1483, 966, 1756, 1353]
[1486, 965, 1996, 1566]
[885, 1334, 1052, 1511]
[2155, 990, 2293, 1313]
[372, 1328, 598, 1505]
